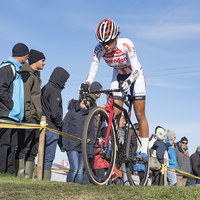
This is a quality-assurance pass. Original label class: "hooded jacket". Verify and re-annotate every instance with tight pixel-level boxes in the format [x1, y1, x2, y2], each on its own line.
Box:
[41, 67, 70, 130]
[20, 62, 42, 122]
[0, 57, 24, 122]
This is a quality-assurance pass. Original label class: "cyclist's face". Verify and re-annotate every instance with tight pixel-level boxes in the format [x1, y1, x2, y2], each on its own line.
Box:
[102, 37, 117, 53]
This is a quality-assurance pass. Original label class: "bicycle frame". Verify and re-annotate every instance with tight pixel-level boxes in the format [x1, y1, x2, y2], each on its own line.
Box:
[81, 88, 149, 185]
[102, 92, 141, 151]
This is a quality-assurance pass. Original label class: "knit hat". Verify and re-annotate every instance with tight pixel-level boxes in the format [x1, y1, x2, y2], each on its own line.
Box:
[90, 81, 103, 92]
[167, 129, 176, 140]
[12, 43, 29, 57]
[28, 49, 45, 65]
[181, 136, 188, 143]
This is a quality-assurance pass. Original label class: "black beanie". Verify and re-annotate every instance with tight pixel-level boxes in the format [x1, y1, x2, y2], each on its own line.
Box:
[181, 136, 188, 143]
[28, 49, 45, 65]
[12, 43, 29, 57]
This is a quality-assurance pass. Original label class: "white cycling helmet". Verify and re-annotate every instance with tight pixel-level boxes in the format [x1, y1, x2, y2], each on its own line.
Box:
[95, 18, 119, 43]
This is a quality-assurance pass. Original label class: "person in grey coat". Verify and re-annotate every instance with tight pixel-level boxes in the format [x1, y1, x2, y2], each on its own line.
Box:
[174, 136, 191, 186]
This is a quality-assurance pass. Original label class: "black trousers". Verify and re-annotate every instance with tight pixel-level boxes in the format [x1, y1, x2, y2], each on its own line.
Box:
[152, 170, 164, 186]
[0, 118, 17, 174]
[15, 118, 39, 162]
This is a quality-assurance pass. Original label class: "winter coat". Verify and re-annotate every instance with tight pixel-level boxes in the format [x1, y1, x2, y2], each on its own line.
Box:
[0, 57, 24, 122]
[151, 139, 169, 165]
[20, 62, 42, 122]
[60, 102, 95, 154]
[174, 142, 191, 174]
[41, 67, 70, 130]
[93, 139, 110, 170]
[165, 137, 177, 169]
[190, 151, 200, 184]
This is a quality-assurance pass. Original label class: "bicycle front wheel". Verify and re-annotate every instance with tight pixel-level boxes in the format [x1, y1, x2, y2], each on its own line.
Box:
[125, 129, 149, 186]
[82, 107, 116, 185]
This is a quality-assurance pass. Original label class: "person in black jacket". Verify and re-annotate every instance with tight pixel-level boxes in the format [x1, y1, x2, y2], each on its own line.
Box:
[0, 43, 29, 174]
[41, 67, 70, 180]
[59, 96, 94, 183]
[188, 146, 200, 186]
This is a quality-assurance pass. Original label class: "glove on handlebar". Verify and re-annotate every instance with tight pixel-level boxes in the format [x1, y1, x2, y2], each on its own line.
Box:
[120, 80, 131, 92]
[80, 83, 89, 92]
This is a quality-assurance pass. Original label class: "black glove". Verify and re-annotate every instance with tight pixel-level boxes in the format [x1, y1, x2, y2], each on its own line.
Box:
[80, 83, 89, 92]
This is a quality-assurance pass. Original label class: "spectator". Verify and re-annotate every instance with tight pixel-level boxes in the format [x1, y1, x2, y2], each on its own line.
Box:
[59, 96, 94, 183]
[188, 146, 200, 186]
[150, 126, 170, 186]
[0, 43, 29, 174]
[165, 129, 177, 186]
[41, 67, 70, 180]
[93, 127, 110, 180]
[89, 81, 102, 108]
[174, 136, 191, 186]
[15, 49, 45, 178]
[72, 81, 102, 184]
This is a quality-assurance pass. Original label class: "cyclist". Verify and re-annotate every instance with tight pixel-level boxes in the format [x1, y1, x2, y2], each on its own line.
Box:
[81, 18, 149, 154]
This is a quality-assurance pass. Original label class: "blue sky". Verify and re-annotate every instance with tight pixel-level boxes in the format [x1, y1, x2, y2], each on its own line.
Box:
[0, 0, 200, 161]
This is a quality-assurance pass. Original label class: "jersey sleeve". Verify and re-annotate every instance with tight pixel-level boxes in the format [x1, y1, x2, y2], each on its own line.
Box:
[123, 39, 141, 84]
[86, 44, 103, 84]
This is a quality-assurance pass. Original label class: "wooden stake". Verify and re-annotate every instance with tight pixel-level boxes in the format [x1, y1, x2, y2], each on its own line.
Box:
[37, 116, 46, 180]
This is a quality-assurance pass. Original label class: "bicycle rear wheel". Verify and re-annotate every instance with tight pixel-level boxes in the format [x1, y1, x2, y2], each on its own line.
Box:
[82, 107, 116, 185]
[125, 129, 149, 186]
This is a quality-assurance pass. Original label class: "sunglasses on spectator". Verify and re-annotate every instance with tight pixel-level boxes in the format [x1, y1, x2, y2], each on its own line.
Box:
[182, 142, 188, 144]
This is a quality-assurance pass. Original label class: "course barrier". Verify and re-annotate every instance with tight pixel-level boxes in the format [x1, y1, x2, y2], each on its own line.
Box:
[0, 117, 82, 180]
[0, 119, 82, 142]
[1, 119, 200, 184]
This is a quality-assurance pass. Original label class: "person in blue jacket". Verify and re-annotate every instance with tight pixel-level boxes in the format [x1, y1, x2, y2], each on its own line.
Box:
[0, 43, 29, 174]
[165, 129, 177, 186]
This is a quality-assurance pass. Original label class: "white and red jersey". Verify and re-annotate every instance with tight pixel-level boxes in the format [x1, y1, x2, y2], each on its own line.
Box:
[86, 37, 143, 84]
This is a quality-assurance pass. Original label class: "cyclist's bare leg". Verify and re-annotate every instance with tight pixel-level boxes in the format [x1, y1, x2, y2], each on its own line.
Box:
[133, 99, 149, 153]
[113, 99, 124, 124]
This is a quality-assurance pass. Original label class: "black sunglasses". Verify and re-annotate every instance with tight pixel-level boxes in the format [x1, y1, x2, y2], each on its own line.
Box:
[101, 39, 115, 46]
[182, 142, 188, 144]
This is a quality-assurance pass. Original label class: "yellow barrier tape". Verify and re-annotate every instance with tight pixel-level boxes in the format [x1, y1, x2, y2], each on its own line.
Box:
[165, 165, 200, 180]
[160, 164, 168, 175]
[47, 127, 82, 142]
[51, 168, 69, 172]
[0, 119, 47, 129]
[0, 119, 90, 143]
[47, 128, 90, 143]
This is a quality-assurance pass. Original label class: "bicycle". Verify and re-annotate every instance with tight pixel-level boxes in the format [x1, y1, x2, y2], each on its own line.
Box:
[81, 87, 149, 186]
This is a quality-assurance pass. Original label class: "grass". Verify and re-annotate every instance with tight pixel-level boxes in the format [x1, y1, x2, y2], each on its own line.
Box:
[0, 173, 200, 200]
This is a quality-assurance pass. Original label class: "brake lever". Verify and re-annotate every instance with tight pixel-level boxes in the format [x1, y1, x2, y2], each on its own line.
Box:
[118, 80, 124, 92]
[82, 92, 89, 109]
